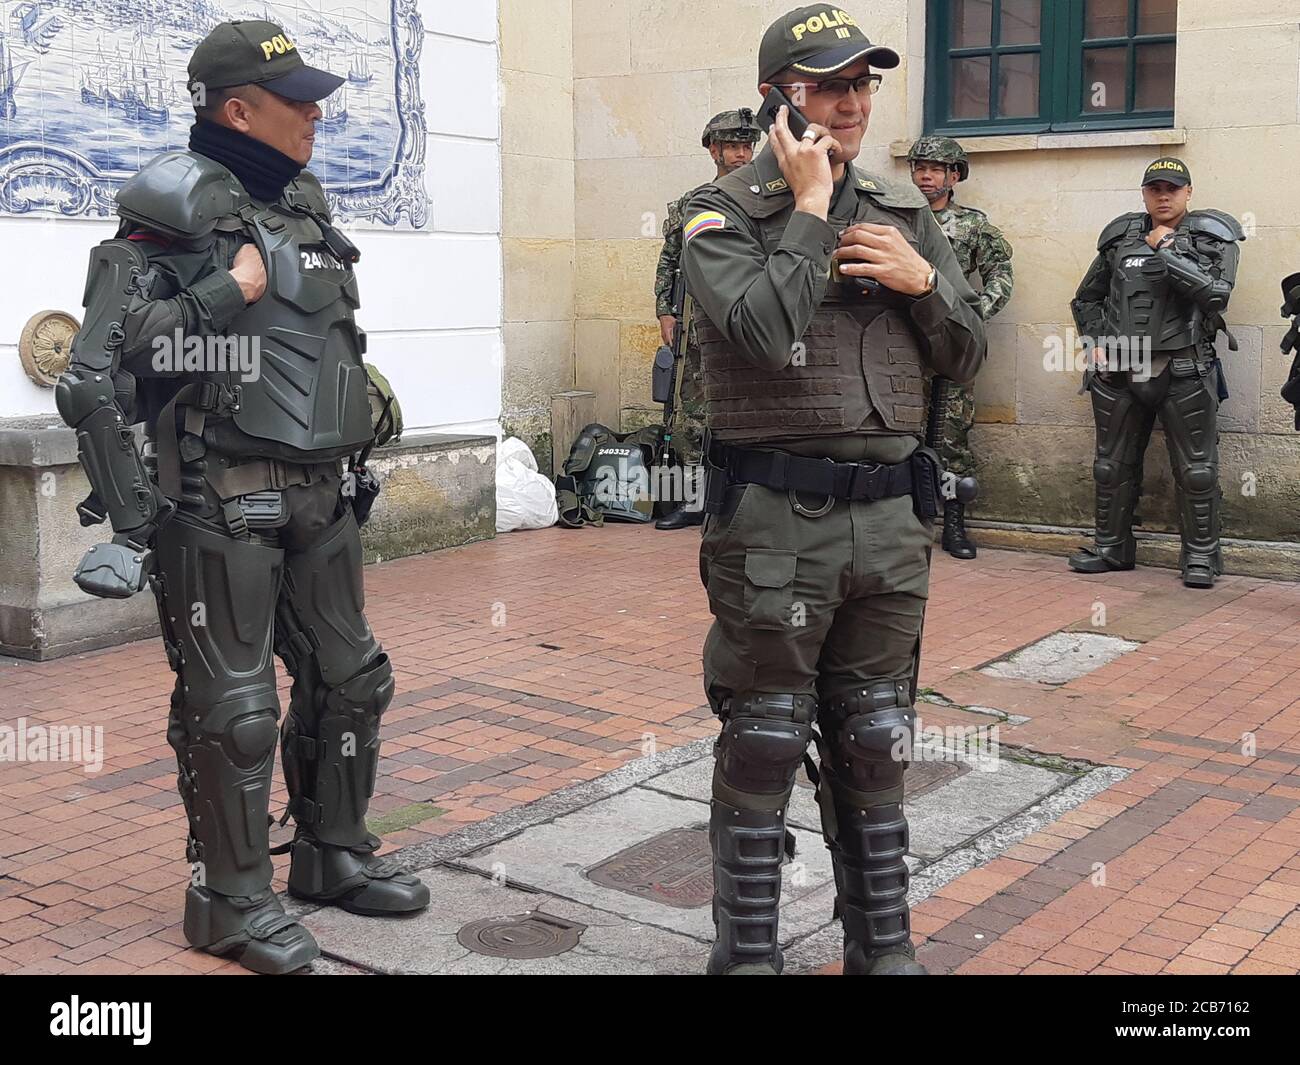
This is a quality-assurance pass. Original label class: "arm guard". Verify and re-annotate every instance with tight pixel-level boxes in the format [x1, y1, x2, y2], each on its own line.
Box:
[54, 240, 165, 538]
[1071, 250, 1112, 337]
[1151, 235, 1239, 316]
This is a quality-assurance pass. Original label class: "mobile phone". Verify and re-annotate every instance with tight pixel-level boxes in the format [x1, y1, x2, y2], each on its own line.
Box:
[756, 86, 810, 141]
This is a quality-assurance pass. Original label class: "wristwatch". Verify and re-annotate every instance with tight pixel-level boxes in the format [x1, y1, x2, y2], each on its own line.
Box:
[918, 264, 938, 297]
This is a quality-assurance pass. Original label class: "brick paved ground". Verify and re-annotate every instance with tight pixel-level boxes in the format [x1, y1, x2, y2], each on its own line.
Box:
[1, 526, 1298, 974]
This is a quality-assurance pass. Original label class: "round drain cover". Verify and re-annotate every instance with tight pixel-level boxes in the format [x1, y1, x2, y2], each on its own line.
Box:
[457, 913, 584, 959]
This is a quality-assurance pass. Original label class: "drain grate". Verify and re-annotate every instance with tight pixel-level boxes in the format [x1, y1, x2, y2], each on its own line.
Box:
[457, 912, 585, 959]
[586, 825, 715, 909]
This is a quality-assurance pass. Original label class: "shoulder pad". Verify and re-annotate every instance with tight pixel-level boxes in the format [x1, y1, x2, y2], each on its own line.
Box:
[954, 203, 987, 219]
[287, 169, 332, 218]
[1099, 212, 1144, 251]
[116, 151, 248, 240]
[1186, 209, 1245, 242]
[855, 172, 929, 209]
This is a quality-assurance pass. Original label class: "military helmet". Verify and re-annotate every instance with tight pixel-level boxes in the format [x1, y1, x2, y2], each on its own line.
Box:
[907, 136, 969, 181]
[702, 108, 762, 148]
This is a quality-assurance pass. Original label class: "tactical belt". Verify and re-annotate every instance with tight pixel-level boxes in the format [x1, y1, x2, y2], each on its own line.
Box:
[205, 457, 339, 501]
[712, 443, 917, 502]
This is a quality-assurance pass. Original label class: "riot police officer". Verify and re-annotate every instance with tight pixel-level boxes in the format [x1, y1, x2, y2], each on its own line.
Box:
[907, 136, 1014, 560]
[1070, 158, 1244, 588]
[653, 109, 763, 530]
[55, 21, 428, 974]
[682, 6, 985, 974]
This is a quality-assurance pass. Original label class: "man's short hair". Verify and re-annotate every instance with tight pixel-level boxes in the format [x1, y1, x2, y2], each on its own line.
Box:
[193, 83, 260, 120]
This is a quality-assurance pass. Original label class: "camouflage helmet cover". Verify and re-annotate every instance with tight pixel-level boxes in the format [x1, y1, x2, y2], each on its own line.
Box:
[907, 135, 969, 181]
[702, 108, 763, 148]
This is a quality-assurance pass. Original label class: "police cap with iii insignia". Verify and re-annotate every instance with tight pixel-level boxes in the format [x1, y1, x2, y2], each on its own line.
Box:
[1142, 157, 1192, 188]
[758, 6, 900, 83]
[188, 20, 344, 102]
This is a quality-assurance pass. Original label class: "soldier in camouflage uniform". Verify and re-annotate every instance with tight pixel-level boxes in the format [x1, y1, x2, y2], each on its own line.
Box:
[653, 110, 763, 529]
[908, 137, 1013, 560]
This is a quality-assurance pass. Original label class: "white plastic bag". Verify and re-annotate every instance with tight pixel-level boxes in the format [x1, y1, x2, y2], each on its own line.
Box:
[495, 437, 559, 532]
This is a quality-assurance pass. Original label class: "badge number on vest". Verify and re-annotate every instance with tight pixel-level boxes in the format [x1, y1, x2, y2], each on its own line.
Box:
[300, 245, 345, 271]
[684, 211, 726, 243]
[1123, 256, 1148, 268]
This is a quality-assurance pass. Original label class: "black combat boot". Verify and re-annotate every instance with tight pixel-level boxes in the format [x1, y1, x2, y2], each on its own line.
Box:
[1068, 538, 1136, 573]
[655, 505, 704, 530]
[183, 885, 319, 974]
[941, 500, 976, 559]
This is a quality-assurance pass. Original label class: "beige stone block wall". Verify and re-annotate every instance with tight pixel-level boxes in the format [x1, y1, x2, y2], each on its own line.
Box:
[500, 0, 577, 473]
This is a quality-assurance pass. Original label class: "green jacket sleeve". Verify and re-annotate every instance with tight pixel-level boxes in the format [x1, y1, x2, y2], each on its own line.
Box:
[972, 219, 1015, 321]
[655, 197, 685, 318]
[116, 226, 248, 375]
[681, 187, 837, 372]
[910, 205, 987, 385]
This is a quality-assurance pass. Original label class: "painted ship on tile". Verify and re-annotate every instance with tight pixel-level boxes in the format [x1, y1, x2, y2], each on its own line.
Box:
[0, 0, 428, 226]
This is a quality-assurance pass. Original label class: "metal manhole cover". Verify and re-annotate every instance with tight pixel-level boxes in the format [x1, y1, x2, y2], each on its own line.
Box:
[456, 912, 585, 959]
[905, 757, 969, 799]
[798, 758, 969, 800]
[586, 825, 714, 909]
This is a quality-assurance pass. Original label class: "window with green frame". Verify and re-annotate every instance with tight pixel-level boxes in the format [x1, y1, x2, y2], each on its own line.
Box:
[925, 0, 1177, 135]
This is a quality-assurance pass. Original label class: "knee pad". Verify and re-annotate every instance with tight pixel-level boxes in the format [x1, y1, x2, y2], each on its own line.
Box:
[714, 692, 815, 804]
[324, 653, 394, 722]
[173, 691, 279, 895]
[1180, 462, 1217, 495]
[1092, 458, 1125, 487]
[821, 680, 914, 798]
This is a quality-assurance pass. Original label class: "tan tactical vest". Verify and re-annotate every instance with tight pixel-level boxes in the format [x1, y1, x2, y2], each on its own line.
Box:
[694, 167, 932, 443]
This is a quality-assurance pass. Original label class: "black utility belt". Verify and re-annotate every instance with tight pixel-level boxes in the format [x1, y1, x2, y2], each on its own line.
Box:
[708, 442, 943, 518]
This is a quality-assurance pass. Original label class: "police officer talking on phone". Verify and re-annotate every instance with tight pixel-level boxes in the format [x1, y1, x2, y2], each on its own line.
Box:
[681, 5, 985, 975]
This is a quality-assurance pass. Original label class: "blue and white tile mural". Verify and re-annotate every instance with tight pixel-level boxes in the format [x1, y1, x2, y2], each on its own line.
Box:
[0, 0, 427, 226]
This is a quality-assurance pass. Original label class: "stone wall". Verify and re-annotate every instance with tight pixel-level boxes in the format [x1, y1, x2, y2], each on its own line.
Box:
[499, 0, 578, 475]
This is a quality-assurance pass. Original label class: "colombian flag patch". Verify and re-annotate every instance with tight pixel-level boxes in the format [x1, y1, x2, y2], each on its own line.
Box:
[684, 211, 726, 243]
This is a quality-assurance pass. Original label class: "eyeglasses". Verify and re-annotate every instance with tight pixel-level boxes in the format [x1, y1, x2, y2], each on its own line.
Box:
[774, 74, 883, 101]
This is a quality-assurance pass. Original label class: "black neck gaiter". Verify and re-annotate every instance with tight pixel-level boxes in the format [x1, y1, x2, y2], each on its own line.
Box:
[189, 119, 303, 203]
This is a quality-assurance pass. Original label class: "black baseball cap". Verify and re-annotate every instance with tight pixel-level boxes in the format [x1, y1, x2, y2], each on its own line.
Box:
[1142, 157, 1192, 188]
[759, 6, 900, 84]
[188, 20, 344, 102]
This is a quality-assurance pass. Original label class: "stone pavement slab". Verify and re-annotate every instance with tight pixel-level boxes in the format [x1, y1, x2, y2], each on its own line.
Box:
[303, 866, 701, 975]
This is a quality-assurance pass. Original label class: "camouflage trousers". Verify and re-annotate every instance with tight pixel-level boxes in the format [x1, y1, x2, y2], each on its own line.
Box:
[673, 343, 707, 466]
[937, 381, 977, 480]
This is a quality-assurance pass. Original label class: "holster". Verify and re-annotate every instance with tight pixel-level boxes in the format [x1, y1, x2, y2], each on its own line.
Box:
[349, 467, 382, 527]
[702, 430, 728, 515]
[909, 446, 944, 521]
